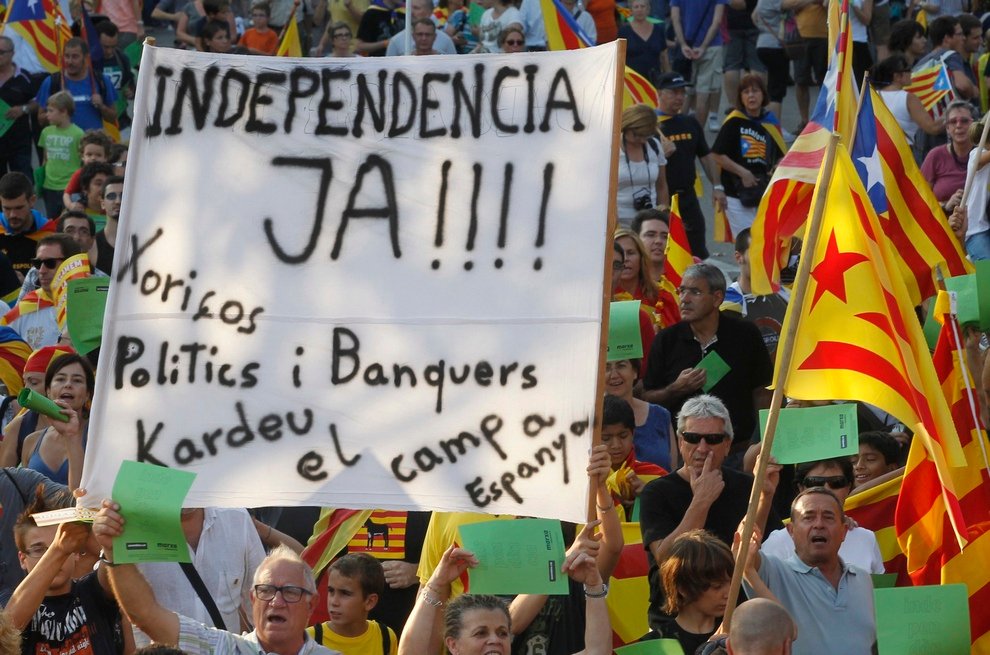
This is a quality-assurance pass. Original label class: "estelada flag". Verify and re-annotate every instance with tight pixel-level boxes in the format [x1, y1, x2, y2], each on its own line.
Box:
[276, 17, 302, 57]
[905, 62, 953, 111]
[851, 87, 971, 304]
[750, 0, 857, 294]
[3, 0, 72, 73]
[896, 292, 990, 652]
[780, 143, 968, 552]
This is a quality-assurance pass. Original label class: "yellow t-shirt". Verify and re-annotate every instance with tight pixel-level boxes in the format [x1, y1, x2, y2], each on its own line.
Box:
[328, 0, 371, 39]
[795, 2, 827, 39]
[415, 512, 515, 599]
[306, 620, 397, 655]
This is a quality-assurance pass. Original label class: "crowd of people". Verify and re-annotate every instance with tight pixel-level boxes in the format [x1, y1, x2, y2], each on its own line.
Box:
[1, 0, 990, 654]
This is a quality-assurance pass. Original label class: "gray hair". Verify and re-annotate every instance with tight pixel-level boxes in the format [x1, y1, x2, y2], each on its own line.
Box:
[683, 263, 727, 295]
[443, 595, 510, 644]
[945, 100, 976, 121]
[676, 394, 733, 439]
[253, 544, 316, 592]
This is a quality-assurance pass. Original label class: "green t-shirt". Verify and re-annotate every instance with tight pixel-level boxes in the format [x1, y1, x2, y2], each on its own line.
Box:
[39, 123, 84, 191]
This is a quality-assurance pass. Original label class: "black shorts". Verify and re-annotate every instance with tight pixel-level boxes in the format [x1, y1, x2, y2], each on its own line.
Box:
[792, 37, 827, 86]
[758, 47, 788, 102]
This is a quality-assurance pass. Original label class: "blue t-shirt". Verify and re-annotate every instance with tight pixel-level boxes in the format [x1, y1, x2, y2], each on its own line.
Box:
[35, 72, 119, 131]
[634, 403, 673, 471]
[671, 0, 727, 48]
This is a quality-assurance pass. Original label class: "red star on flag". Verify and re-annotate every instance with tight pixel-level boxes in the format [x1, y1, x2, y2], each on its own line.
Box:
[808, 229, 868, 311]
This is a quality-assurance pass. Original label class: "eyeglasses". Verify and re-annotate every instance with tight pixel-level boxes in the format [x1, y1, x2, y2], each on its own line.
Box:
[505, 39, 524, 45]
[30, 257, 65, 269]
[801, 475, 849, 490]
[681, 432, 729, 445]
[333, 32, 351, 38]
[104, 191, 122, 201]
[253, 584, 313, 603]
[612, 260, 624, 271]
[22, 546, 49, 559]
[0, 49, 13, 55]
[677, 286, 709, 297]
[947, 118, 973, 126]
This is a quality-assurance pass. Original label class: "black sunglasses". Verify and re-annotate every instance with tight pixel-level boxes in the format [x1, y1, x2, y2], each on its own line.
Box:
[802, 475, 849, 490]
[681, 432, 729, 445]
[30, 257, 65, 269]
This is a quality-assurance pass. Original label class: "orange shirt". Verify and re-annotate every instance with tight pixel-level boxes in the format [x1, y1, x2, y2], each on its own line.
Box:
[240, 27, 279, 54]
[795, 1, 827, 39]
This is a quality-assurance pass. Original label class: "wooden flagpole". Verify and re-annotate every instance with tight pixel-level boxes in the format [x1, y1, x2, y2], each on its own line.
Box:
[721, 132, 841, 629]
[586, 38, 626, 523]
[276, 0, 300, 50]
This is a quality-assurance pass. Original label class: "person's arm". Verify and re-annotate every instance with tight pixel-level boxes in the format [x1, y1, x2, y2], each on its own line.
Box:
[151, 5, 183, 22]
[906, 92, 945, 136]
[398, 545, 478, 655]
[563, 551, 611, 655]
[92, 500, 182, 645]
[670, 5, 692, 60]
[176, 12, 199, 47]
[5, 521, 91, 629]
[587, 445, 623, 579]
[710, 152, 759, 188]
[851, 0, 872, 24]
[951, 69, 979, 99]
[648, 455, 724, 562]
[701, 152, 728, 209]
[0, 413, 25, 466]
[753, 453, 781, 536]
[697, 3, 725, 53]
[655, 165, 670, 208]
[252, 517, 305, 553]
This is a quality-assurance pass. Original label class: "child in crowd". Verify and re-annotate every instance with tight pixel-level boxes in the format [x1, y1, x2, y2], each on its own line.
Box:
[38, 91, 84, 218]
[853, 431, 902, 488]
[201, 20, 234, 53]
[601, 394, 666, 517]
[241, 2, 278, 54]
[307, 553, 398, 655]
[62, 130, 113, 212]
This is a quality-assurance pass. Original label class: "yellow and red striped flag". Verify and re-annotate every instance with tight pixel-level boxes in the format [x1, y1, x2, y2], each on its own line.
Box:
[623, 66, 658, 109]
[851, 87, 971, 305]
[664, 194, 694, 289]
[0, 327, 32, 397]
[750, 0, 857, 294]
[780, 145, 968, 555]
[844, 474, 909, 583]
[2, 0, 71, 73]
[713, 203, 732, 243]
[895, 291, 990, 652]
[905, 62, 954, 111]
[607, 521, 651, 649]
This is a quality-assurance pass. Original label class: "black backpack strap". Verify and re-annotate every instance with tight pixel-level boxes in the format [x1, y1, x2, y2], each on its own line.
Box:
[1, 467, 28, 504]
[179, 562, 228, 631]
[313, 622, 323, 645]
[377, 621, 390, 655]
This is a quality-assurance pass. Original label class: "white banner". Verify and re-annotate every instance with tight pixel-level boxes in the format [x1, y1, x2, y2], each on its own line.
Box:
[81, 43, 620, 522]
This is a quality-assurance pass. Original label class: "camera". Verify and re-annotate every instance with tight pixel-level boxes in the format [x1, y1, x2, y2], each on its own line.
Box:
[632, 188, 653, 211]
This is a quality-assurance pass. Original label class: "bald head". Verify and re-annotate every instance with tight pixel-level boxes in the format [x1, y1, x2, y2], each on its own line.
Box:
[727, 599, 795, 655]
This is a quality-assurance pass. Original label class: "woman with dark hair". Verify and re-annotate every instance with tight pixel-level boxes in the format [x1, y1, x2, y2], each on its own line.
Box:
[710, 73, 786, 237]
[20, 353, 94, 489]
[759, 457, 885, 573]
[874, 54, 944, 147]
[887, 18, 928, 66]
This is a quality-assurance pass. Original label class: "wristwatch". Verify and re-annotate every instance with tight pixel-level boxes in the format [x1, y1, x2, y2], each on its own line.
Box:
[21, 105, 29, 114]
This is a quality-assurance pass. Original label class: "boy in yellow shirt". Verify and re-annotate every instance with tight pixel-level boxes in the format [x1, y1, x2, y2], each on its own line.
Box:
[307, 554, 398, 655]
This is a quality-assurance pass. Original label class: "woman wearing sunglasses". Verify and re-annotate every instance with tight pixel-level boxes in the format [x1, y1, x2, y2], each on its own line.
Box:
[758, 457, 885, 574]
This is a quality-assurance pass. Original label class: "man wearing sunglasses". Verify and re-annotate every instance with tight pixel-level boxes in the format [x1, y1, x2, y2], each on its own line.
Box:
[639, 394, 781, 631]
[1, 233, 80, 349]
[641, 263, 773, 464]
[93, 500, 342, 655]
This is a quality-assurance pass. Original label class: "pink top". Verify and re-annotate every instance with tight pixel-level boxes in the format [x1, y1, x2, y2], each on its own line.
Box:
[920, 143, 969, 203]
[100, 0, 140, 35]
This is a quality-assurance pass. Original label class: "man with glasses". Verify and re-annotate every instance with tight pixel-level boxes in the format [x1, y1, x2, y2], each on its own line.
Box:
[384, 0, 455, 55]
[639, 394, 781, 631]
[2, 234, 80, 349]
[7, 490, 123, 655]
[93, 500, 342, 655]
[741, 488, 877, 655]
[914, 16, 977, 102]
[96, 177, 123, 276]
[642, 263, 773, 462]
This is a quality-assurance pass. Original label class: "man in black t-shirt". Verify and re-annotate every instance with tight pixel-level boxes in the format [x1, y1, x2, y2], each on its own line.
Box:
[95, 177, 122, 276]
[655, 73, 725, 260]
